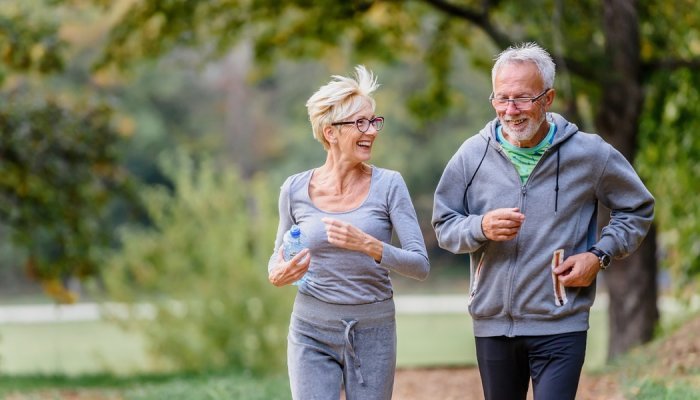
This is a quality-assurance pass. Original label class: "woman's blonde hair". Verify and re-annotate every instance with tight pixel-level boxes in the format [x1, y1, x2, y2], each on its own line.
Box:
[306, 65, 379, 149]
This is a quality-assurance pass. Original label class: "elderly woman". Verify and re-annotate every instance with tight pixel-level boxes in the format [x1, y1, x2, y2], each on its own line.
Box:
[268, 65, 430, 400]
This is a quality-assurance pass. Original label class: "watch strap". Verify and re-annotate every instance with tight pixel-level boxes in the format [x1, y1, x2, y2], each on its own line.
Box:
[588, 247, 610, 270]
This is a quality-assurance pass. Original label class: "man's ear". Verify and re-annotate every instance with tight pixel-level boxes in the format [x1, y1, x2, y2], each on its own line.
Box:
[544, 88, 556, 108]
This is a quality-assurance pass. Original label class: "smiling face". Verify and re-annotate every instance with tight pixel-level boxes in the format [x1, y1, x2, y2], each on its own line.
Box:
[326, 100, 378, 164]
[493, 61, 554, 148]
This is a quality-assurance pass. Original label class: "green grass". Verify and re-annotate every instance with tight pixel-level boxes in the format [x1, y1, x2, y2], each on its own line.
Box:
[630, 380, 700, 400]
[0, 321, 152, 375]
[396, 309, 608, 370]
[120, 373, 290, 400]
[397, 313, 476, 367]
[0, 371, 292, 400]
[0, 310, 608, 376]
[3, 297, 689, 398]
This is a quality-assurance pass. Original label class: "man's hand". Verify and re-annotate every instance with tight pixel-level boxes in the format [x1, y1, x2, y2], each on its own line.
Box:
[268, 247, 311, 287]
[554, 252, 600, 287]
[481, 208, 525, 241]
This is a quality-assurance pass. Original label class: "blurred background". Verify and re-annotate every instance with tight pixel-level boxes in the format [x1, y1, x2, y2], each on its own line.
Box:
[0, 0, 699, 398]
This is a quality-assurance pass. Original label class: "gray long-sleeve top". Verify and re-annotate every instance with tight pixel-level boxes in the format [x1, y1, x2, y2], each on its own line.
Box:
[268, 166, 430, 305]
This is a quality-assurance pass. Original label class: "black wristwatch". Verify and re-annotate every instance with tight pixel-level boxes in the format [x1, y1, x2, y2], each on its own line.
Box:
[588, 247, 611, 270]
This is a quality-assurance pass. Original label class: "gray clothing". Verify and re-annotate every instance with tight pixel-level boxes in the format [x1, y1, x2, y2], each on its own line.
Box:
[269, 166, 430, 305]
[288, 293, 396, 400]
[432, 113, 654, 337]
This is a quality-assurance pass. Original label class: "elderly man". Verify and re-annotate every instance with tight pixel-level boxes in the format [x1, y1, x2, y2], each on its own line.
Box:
[432, 42, 654, 400]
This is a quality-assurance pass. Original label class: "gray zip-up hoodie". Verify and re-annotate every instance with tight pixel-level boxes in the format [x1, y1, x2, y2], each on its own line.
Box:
[432, 112, 654, 337]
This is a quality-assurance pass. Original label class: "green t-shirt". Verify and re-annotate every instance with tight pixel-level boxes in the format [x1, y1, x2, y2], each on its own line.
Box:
[497, 122, 556, 183]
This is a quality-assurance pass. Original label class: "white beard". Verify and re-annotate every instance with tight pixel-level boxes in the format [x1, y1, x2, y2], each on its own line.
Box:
[501, 111, 546, 144]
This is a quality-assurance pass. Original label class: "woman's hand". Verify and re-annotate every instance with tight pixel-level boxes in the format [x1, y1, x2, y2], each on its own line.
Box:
[322, 217, 383, 262]
[268, 247, 311, 287]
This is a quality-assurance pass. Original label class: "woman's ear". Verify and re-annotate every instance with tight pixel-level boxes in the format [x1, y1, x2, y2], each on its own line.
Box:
[323, 125, 337, 144]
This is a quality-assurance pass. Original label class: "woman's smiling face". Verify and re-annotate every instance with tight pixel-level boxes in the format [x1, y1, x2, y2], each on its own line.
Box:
[332, 101, 378, 163]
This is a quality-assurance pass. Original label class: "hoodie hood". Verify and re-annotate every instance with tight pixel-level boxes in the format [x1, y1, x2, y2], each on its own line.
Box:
[467, 112, 580, 214]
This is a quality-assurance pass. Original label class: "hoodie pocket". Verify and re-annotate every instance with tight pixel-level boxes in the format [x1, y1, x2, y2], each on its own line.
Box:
[468, 252, 486, 306]
[551, 249, 568, 307]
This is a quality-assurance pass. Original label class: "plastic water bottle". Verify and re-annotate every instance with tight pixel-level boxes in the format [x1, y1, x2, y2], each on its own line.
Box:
[283, 225, 308, 285]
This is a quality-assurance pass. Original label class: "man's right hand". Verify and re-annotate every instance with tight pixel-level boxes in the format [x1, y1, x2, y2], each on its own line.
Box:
[481, 208, 525, 241]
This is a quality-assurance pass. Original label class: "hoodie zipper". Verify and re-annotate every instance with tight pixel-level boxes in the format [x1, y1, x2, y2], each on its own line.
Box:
[497, 144, 557, 337]
[507, 185, 528, 336]
[493, 146, 523, 337]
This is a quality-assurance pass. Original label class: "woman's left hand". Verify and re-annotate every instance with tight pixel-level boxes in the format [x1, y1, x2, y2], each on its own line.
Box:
[322, 217, 383, 262]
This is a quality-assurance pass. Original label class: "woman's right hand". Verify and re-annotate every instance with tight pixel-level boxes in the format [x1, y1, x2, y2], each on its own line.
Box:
[268, 246, 311, 287]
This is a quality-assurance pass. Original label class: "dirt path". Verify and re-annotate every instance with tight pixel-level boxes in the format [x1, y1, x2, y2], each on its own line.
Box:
[393, 367, 624, 400]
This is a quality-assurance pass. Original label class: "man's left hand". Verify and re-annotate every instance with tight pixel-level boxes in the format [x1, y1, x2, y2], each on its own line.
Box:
[554, 252, 601, 287]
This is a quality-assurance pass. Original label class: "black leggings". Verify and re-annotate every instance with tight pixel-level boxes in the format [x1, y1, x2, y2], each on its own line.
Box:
[475, 331, 587, 400]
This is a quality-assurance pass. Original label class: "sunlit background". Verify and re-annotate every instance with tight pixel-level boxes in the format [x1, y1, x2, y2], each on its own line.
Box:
[1, 0, 699, 398]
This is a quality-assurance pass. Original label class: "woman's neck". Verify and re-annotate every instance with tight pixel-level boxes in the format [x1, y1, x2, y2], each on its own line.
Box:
[317, 156, 371, 195]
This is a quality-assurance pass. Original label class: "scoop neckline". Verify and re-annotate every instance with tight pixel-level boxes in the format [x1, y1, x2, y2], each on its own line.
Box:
[305, 166, 375, 214]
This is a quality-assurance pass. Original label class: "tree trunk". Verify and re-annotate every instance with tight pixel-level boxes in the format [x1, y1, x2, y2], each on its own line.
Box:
[596, 0, 659, 360]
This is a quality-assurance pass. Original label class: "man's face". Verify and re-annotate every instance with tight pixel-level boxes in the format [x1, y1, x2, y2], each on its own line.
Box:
[492, 62, 552, 147]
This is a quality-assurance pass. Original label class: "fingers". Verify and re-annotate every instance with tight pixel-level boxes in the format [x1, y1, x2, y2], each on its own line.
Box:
[555, 253, 599, 287]
[322, 217, 351, 236]
[291, 248, 311, 266]
[482, 208, 525, 241]
[269, 248, 311, 287]
[322, 217, 362, 248]
[554, 257, 574, 277]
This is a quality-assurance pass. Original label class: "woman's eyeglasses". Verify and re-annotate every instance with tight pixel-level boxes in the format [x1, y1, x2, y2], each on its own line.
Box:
[331, 116, 384, 133]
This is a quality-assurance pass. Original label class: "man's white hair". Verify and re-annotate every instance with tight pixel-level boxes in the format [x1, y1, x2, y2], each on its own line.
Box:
[492, 42, 556, 89]
[306, 65, 379, 149]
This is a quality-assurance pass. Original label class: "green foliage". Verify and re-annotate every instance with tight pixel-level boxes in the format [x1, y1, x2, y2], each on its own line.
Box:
[94, 1, 420, 68]
[637, 70, 700, 297]
[90, 0, 700, 298]
[0, 1, 65, 82]
[0, 94, 128, 301]
[103, 151, 293, 374]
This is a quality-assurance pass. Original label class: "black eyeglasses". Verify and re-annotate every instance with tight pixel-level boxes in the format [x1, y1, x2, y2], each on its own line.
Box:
[489, 89, 550, 111]
[331, 116, 384, 133]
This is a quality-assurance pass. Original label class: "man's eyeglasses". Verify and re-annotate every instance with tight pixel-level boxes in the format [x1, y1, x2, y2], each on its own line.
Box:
[331, 116, 384, 133]
[489, 89, 550, 111]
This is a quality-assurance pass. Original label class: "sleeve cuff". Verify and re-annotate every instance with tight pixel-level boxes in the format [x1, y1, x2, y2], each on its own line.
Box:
[469, 215, 488, 243]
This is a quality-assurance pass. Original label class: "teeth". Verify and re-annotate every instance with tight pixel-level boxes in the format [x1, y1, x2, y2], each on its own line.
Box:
[358, 141, 371, 146]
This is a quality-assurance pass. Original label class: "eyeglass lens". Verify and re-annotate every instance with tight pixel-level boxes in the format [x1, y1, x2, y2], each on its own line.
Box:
[492, 99, 535, 111]
[357, 118, 384, 132]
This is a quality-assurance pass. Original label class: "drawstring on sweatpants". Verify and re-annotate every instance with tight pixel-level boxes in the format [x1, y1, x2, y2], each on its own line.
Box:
[342, 319, 364, 385]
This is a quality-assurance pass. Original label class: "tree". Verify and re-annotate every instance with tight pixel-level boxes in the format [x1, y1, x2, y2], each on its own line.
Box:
[103, 151, 292, 374]
[0, 2, 133, 302]
[90, 0, 700, 359]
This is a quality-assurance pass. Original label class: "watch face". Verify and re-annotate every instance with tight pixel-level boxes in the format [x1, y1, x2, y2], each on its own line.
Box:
[601, 254, 611, 266]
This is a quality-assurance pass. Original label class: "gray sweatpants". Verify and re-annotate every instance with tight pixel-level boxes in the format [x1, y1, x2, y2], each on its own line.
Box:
[287, 292, 397, 400]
